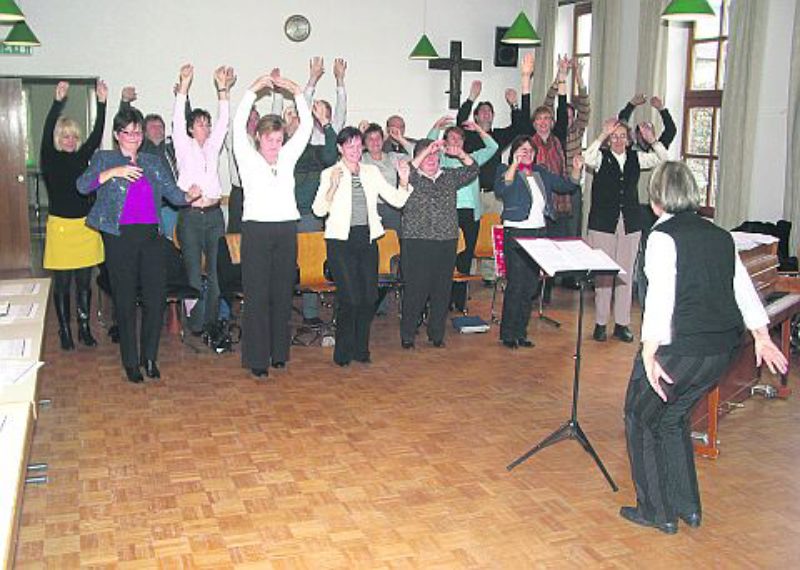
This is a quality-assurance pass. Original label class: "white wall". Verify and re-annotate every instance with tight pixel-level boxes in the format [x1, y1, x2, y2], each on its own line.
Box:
[4, 0, 532, 142]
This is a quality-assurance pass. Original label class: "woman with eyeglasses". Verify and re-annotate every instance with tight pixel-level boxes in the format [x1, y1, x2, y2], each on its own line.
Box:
[77, 106, 200, 383]
[584, 118, 667, 344]
[40, 80, 107, 351]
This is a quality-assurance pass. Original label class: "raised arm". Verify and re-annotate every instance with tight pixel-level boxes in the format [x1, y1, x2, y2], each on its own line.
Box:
[208, 66, 234, 152]
[172, 63, 194, 151]
[78, 79, 108, 161]
[650, 96, 676, 149]
[573, 59, 591, 133]
[457, 80, 481, 125]
[619, 92, 646, 123]
[332, 58, 348, 131]
[274, 76, 312, 164]
[303, 56, 324, 108]
[41, 82, 68, 166]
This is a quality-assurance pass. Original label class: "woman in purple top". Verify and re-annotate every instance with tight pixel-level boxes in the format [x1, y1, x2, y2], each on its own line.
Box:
[78, 107, 200, 383]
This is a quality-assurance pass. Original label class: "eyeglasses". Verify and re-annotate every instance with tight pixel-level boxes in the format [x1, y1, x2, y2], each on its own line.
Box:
[118, 130, 143, 138]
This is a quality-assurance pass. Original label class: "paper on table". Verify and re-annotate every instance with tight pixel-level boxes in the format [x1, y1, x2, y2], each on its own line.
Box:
[515, 238, 624, 277]
[0, 361, 42, 386]
[0, 282, 40, 297]
[0, 339, 31, 359]
[0, 302, 38, 324]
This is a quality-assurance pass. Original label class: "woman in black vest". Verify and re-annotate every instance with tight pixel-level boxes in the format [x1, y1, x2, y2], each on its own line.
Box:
[621, 161, 787, 534]
[584, 118, 667, 343]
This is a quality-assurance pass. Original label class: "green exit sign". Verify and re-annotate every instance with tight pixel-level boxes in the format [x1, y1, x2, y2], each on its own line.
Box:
[0, 44, 33, 56]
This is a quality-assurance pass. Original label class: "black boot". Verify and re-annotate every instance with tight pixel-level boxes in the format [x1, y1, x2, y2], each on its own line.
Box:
[76, 289, 98, 347]
[53, 293, 75, 351]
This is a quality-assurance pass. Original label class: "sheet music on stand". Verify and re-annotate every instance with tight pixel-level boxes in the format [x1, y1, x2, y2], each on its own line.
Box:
[515, 238, 624, 277]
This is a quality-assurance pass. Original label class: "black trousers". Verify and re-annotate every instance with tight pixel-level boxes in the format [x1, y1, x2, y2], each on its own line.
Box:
[400, 238, 457, 344]
[241, 221, 296, 369]
[500, 227, 546, 342]
[227, 185, 244, 234]
[624, 348, 735, 523]
[451, 208, 479, 311]
[326, 226, 378, 364]
[102, 225, 166, 369]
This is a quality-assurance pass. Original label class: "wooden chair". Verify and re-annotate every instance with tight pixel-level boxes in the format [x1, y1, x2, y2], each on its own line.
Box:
[452, 228, 484, 314]
[473, 212, 501, 262]
[293, 231, 336, 345]
[376, 229, 402, 316]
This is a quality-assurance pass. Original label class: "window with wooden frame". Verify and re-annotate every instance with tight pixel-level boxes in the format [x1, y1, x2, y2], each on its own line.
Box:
[682, 0, 730, 208]
[571, 2, 592, 98]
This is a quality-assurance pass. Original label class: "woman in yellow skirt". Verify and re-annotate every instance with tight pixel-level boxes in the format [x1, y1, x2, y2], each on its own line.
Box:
[41, 80, 107, 349]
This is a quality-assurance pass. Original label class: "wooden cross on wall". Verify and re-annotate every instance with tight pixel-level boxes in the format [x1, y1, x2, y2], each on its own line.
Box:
[428, 41, 482, 110]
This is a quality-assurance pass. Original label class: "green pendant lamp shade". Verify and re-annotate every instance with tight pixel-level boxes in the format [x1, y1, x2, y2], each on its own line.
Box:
[4, 21, 40, 46]
[501, 11, 541, 45]
[0, 0, 24, 22]
[662, 0, 716, 21]
[409, 33, 438, 60]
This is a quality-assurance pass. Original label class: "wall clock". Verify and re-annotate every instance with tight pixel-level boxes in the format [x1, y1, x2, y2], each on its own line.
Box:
[284, 15, 311, 42]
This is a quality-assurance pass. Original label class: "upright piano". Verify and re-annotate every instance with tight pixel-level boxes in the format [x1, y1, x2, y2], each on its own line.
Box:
[691, 237, 800, 458]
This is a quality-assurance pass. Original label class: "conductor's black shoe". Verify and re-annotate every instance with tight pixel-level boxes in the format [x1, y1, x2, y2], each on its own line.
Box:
[613, 324, 635, 343]
[142, 360, 160, 379]
[125, 366, 144, 383]
[251, 368, 268, 378]
[679, 512, 702, 528]
[335, 359, 351, 367]
[502, 339, 518, 349]
[271, 361, 286, 369]
[354, 353, 371, 364]
[619, 507, 678, 535]
[517, 338, 535, 348]
[401, 340, 415, 349]
[593, 324, 607, 342]
[430, 339, 446, 348]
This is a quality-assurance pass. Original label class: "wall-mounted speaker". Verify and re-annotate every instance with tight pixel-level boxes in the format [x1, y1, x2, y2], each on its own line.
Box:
[494, 27, 519, 68]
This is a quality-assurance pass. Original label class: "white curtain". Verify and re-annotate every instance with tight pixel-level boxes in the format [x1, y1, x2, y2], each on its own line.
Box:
[531, 0, 558, 107]
[714, 0, 769, 229]
[783, 3, 800, 253]
[588, 0, 624, 140]
[634, 0, 670, 126]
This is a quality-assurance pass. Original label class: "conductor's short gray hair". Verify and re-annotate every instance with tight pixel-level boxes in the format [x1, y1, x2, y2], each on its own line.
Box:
[648, 161, 704, 213]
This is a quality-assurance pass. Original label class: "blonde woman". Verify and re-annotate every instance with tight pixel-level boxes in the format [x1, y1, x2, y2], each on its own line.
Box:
[41, 80, 107, 350]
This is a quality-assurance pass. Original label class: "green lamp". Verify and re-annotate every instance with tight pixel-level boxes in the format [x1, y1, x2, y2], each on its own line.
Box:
[0, 0, 24, 22]
[502, 11, 541, 45]
[409, 33, 438, 60]
[662, 0, 716, 21]
[4, 21, 40, 46]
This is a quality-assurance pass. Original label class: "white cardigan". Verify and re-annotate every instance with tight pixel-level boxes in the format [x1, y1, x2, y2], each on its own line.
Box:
[313, 161, 412, 241]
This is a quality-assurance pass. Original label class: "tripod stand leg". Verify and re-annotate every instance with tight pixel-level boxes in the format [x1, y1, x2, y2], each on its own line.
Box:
[537, 275, 561, 328]
[573, 422, 619, 491]
[506, 420, 574, 471]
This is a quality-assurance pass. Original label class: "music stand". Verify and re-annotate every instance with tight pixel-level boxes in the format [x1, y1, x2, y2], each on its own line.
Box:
[506, 238, 619, 492]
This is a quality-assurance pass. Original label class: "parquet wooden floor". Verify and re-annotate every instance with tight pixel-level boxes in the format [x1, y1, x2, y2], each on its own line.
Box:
[13, 285, 800, 569]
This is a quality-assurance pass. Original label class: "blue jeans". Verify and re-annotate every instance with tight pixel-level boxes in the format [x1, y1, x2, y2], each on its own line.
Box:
[177, 206, 225, 330]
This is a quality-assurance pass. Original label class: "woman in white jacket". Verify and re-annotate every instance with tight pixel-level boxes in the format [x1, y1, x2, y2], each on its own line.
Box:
[313, 127, 411, 366]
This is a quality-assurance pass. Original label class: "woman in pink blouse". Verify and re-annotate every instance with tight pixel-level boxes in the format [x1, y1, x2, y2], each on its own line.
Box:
[172, 63, 235, 334]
